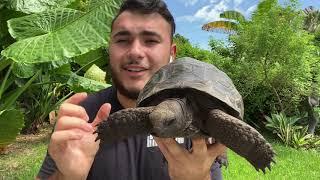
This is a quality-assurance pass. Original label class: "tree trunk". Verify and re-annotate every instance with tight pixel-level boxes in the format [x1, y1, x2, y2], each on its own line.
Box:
[306, 96, 319, 134]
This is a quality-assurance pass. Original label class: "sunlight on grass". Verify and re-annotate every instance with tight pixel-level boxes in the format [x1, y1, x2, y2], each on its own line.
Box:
[223, 142, 320, 180]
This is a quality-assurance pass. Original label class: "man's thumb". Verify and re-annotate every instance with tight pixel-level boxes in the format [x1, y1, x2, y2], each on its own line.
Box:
[91, 103, 111, 127]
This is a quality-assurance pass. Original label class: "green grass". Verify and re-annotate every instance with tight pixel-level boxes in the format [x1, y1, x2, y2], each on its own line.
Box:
[0, 127, 50, 180]
[0, 126, 320, 179]
[223, 142, 320, 180]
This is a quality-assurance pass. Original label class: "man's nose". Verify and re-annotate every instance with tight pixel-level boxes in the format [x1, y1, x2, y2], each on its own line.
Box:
[128, 40, 145, 60]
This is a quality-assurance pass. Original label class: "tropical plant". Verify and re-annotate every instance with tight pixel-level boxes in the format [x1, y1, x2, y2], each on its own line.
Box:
[223, 0, 317, 125]
[0, 56, 41, 151]
[174, 33, 228, 68]
[0, 0, 121, 149]
[202, 10, 246, 34]
[265, 113, 320, 149]
[301, 6, 320, 135]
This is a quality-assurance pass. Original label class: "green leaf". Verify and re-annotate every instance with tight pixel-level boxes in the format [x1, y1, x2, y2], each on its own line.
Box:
[7, 8, 84, 40]
[0, 109, 24, 149]
[2, 0, 121, 63]
[0, 69, 41, 109]
[5, 0, 76, 14]
[52, 64, 72, 76]
[220, 10, 245, 22]
[12, 62, 36, 78]
[0, 8, 24, 50]
[67, 73, 110, 93]
[74, 48, 107, 71]
[0, 0, 7, 10]
[202, 21, 238, 33]
[0, 56, 11, 72]
[84, 64, 106, 83]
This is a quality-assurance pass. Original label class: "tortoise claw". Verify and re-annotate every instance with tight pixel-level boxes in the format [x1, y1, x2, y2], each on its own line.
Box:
[267, 164, 271, 171]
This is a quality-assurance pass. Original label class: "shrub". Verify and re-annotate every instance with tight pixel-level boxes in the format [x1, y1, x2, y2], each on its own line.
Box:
[265, 113, 320, 149]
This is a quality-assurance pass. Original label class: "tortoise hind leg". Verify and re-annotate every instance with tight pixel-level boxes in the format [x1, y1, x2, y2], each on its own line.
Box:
[205, 109, 275, 172]
[95, 107, 155, 144]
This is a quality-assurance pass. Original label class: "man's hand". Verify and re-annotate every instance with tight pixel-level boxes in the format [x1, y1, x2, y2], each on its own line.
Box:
[154, 137, 226, 180]
[48, 93, 111, 179]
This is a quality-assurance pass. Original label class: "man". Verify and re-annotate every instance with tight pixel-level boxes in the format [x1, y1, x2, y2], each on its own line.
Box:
[37, 0, 226, 179]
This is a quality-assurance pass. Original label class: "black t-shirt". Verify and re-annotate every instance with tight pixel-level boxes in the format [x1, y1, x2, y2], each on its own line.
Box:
[37, 87, 222, 180]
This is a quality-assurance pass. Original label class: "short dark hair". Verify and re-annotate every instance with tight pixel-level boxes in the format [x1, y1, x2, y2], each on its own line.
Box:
[111, 0, 176, 39]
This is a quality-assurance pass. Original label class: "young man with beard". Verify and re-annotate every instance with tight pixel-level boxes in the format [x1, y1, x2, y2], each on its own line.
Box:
[37, 0, 226, 179]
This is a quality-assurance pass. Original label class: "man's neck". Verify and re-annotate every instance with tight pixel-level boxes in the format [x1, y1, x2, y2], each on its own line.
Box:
[117, 91, 137, 108]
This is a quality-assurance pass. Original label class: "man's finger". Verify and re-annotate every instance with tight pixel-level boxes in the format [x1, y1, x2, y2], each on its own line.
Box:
[57, 103, 89, 121]
[50, 130, 84, 146]
[55, 116, 94, 132]
[91, 103, 111, 127]
[154, 137, 175, 162]
[207, 142, 227, 158]
[154, 137, 188, 161]
[65, 93, 88, 104]
[191, 138, 207, 156]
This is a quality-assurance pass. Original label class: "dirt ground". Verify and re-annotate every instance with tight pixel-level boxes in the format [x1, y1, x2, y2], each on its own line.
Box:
[1, 123, 52, 155]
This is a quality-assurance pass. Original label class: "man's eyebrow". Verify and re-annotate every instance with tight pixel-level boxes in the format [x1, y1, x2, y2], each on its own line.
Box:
[141, 30, 161, 39]
[113, 30, 162, 38]
[112, 30, 131, 37]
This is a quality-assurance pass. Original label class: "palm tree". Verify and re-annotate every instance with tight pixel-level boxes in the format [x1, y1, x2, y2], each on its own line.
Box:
[202, 10, 245, 34]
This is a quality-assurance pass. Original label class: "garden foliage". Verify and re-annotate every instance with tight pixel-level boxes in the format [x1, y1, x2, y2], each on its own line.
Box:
[0, 0, 121, 149]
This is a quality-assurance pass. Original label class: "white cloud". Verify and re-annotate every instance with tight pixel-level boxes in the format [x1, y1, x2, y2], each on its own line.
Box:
[234, 0, 244, 6]
[180, 0, 199, 6]
[179, 1, 229, 23]
[176, 0, 258, 23]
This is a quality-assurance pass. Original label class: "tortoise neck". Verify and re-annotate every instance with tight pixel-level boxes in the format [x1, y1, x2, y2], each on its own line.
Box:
[117, 91, 137, 108]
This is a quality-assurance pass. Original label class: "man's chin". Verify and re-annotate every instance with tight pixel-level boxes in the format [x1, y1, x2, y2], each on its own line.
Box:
[117, 86, 141, 100]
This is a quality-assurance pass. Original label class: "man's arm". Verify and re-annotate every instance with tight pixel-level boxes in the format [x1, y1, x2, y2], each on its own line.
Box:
[35, 93, 111, 179]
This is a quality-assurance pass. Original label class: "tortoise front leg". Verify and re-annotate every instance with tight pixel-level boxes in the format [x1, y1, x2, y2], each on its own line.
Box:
[95, 107, 155, 144]
[205, 109, 275, 172]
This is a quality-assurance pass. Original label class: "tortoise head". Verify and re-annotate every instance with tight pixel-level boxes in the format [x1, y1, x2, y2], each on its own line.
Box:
[149, 98, 192, 137]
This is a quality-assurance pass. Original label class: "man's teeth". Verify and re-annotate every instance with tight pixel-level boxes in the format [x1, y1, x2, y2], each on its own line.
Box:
[127, 68, 144, 72]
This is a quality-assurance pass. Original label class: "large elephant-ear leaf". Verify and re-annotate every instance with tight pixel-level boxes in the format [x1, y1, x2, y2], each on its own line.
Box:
[67, 73, 111, 93]
[7, 8, 84, 40]
[0, 109, 24, 151]
[1, 0, 121, 64]
[5, 0, 76, 14]
[12, 62, 36, 78]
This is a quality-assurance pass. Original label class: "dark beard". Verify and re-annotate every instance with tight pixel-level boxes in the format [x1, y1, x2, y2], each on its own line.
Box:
[111, 69, 140, 100]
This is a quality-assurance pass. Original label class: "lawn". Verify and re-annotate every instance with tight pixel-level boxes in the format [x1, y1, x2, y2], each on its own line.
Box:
[223, 143, 320, 179]
[0, 125, 320, 179]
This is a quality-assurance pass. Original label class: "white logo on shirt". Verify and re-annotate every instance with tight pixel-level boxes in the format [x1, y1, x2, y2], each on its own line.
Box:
[147, 135, 185, 147]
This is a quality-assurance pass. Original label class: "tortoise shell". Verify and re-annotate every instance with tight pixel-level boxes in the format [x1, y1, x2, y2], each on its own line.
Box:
[137, 57, 244, 119]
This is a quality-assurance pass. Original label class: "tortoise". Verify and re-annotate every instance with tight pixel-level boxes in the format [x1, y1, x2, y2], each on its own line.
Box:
[95, 57, 275, 172]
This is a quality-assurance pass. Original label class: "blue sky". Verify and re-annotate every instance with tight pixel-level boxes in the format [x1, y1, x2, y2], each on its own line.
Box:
[164, 0, 320, 50]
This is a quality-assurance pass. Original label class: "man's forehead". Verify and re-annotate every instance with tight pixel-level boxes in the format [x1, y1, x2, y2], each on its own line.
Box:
[112, 11, 171, 35]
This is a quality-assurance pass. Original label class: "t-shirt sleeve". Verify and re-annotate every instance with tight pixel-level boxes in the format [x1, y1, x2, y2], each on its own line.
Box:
[36, 152, 57, 179]
[210, 162, 223, 180]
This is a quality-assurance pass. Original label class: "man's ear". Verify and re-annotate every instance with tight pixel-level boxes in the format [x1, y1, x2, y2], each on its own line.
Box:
[170, 43, 177, 60]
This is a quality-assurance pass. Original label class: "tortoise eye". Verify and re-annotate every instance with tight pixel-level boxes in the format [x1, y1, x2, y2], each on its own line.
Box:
[164, 119, 175, 126]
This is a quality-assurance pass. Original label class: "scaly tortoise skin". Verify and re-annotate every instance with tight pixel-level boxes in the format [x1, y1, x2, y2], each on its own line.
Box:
[95, 57, 275, 173]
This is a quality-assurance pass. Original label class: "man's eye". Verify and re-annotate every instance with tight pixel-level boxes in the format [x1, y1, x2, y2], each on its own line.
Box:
[116, 39, 128, 43]
[145, 40, 159, 44]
